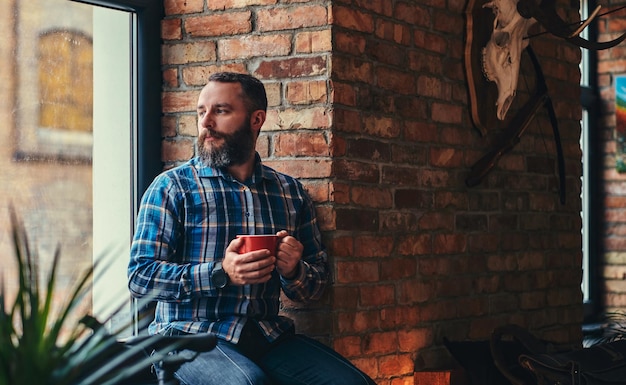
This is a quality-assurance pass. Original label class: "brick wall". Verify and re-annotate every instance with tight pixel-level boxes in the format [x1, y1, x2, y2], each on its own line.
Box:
[161, 0, 585, 383]
[597, 1, 626, 312]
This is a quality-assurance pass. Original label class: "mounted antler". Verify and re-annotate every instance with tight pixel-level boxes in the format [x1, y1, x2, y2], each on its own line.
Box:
[480, 0, 626, 123]
[516, 0, 626, 50]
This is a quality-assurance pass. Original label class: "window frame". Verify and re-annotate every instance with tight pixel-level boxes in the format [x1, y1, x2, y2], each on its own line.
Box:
[580, 0, 602, 322]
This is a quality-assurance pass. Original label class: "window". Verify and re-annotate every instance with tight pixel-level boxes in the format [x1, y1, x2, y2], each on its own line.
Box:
[74, 0, 163, 335]
[2, 0, 162, 337]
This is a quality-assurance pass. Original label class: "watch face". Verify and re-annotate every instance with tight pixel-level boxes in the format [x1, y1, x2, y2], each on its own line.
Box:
[213, 270, 228, 288]
[212, 263, 228, 288]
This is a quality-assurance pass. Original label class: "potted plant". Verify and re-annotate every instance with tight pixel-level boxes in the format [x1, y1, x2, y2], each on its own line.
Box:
[0, 211, 177, 385]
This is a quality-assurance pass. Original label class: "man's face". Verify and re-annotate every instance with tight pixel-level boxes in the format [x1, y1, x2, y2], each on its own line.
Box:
[196, 81, 256, 168]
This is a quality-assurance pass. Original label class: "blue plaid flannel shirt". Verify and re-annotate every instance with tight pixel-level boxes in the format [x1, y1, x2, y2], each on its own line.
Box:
[128, 154, 329, 343]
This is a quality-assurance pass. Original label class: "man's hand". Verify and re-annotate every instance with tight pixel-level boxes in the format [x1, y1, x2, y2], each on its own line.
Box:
[275, 230, 303, 279]
[222, 237, 276, 285]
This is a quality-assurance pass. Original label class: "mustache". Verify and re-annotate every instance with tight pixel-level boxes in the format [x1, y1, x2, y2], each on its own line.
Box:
[199, 129, 225, 141]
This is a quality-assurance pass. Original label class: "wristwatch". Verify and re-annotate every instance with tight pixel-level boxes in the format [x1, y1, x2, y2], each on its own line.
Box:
[211, 261, 229, 289]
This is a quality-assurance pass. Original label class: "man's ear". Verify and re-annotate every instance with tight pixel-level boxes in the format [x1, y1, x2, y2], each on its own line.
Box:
[250, 110, 266, 133]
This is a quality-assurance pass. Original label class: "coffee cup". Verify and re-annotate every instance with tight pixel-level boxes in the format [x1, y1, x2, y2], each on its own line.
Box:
[236, 234, 279, 254]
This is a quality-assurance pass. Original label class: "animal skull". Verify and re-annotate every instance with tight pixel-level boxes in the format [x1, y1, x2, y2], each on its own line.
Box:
[482, 0, 537, 120]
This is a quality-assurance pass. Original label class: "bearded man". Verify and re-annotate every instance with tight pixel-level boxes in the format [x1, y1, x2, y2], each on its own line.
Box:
[128, 72, 376, 385]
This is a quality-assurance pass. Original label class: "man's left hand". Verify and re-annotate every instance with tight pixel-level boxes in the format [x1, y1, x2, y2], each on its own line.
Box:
[275, 230, 303, 279]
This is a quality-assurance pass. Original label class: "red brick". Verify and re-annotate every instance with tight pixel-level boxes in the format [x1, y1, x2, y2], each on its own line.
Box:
[178, 115, 198, 136]
[218, 35, 291, 60]
[185, 12, 252, 37]
[333, 336, 363, 357]
[364, 331, 397, 355]
[164, 0, 204, 15]
[161, 18, 182, 40]
[264, 158, 332, 178]
[257, 5, 329, 32]
[380, 257, 417, 281]
[403, 121, 438, 142]
[161, 116, 177, 138]
[337, 310, 381, 333]
[429, 147, 464, 168]
[414, 370, 468, 385]
[331, 81, 357, 106]
[375, 19, 412, 45]
[398, 280, 435, 304]
[381, 305, 422, 328]
[431, 102, 462, 124]
[162, 41, 216, 65]
[332, 159, 379, 183]
[315, 206, 335, 231]
[162, 138, 194, 162]
[286, 80, 327, 105]
[336, 261, 379, 283]
[351, 357, 379, 382]
[295, 29, 332, 53]
[391, 375, 417, 385]
[332, 5, 374, 33]
[398, 328, 432, 352]
[329, 133, 347, 157]
[332, 56, 373, 83]
[300, 180, 330, 202]
[162, 90, 197, 113]
[379, 353, 414, 377]
[207, 0, 276, 10]
[162, 68, 179, 88]
[326, 235, 354, 257]
[359, 285, 395, 307]
[351, 186, 393, 209]
[362, 115, 401, 138]
[334, 30, 367, 55]
[264, 107, 331, 131]
[181, 63, 247, 87]
[332, 285, 358, 309]
[396, 234, 431, 256]
[255, 56, 328, 79]
[375, 67, 415, 94]
[273, 132, 329, 157]
[433, 233, 466, 254]
[329, 182, 350, 204]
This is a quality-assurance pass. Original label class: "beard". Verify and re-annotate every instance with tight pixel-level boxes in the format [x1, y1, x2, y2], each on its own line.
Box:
[198, 119, 256, 169]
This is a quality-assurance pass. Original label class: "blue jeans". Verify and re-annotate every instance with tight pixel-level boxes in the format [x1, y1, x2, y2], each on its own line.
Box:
[168, 325, 376, 385]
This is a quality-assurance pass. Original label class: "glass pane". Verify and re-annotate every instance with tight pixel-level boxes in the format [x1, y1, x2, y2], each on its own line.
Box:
[1, 0, 133, 335]
[92, 5, 133, 333]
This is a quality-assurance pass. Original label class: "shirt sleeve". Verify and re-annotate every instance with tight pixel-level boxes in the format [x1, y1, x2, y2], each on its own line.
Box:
[127, 173, 216, 303]
[280, 185, 330, 303]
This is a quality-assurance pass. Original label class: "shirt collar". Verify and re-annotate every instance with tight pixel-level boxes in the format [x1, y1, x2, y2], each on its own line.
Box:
[193, 153, 270, 185]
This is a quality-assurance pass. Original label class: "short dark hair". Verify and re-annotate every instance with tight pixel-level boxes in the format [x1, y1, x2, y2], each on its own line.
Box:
[208, 72, 268, 114]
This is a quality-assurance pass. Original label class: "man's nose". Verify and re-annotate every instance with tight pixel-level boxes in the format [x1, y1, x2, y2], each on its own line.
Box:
[200, 112, 214, 128]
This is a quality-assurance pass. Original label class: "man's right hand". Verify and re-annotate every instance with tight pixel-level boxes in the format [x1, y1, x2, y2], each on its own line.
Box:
[221, 237, 276, 285]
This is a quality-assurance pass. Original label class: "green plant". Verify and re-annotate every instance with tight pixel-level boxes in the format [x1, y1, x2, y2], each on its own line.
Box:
[0, 211, 162, 385]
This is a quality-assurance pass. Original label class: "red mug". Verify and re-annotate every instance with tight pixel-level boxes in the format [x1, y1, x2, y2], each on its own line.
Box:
[236, 234, 279, 254]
